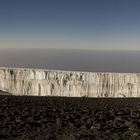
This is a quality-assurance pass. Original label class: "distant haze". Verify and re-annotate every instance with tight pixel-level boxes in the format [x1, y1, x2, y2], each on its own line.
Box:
[0, 48, 140, 73]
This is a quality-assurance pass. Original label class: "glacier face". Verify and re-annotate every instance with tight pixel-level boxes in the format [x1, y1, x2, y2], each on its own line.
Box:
[0, 67, 140, 97]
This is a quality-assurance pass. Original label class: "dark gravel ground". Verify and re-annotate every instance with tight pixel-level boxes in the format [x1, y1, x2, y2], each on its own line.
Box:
[1, 95, 140, 140]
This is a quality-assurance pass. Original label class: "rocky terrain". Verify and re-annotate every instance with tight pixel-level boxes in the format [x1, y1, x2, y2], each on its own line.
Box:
[0, 67, 140, 97]
[1, 95, 140, 139]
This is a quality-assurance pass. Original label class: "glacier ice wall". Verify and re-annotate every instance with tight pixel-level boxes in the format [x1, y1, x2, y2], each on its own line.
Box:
[0, 67, 140, 97]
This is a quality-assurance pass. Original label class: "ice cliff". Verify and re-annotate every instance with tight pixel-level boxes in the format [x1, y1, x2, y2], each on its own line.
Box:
[0, 67, 140, 97]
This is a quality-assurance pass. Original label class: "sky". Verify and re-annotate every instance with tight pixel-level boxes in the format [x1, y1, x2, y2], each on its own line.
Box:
[1, 48, 140, 72]
[0, 0, 140, 50]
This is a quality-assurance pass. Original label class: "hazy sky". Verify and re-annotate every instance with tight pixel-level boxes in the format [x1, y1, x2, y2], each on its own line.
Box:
[0, 0, 140, 50]
[1, 48, 140, 72]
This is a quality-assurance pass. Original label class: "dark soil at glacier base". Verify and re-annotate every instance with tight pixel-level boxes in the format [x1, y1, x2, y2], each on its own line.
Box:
[1, 95, 140, 140]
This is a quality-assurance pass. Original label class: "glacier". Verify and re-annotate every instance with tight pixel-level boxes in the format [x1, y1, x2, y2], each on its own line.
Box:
[0, 67, 140, 97]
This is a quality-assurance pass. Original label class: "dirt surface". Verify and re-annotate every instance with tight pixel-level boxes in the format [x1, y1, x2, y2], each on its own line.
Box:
[1, 96, 140, 140]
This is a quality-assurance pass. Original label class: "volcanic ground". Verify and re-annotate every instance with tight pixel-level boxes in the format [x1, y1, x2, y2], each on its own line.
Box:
[1, 95, 140, 140]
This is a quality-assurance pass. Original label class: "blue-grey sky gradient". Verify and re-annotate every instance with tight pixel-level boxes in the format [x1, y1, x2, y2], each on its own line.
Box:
[0, 0, 140, 50]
